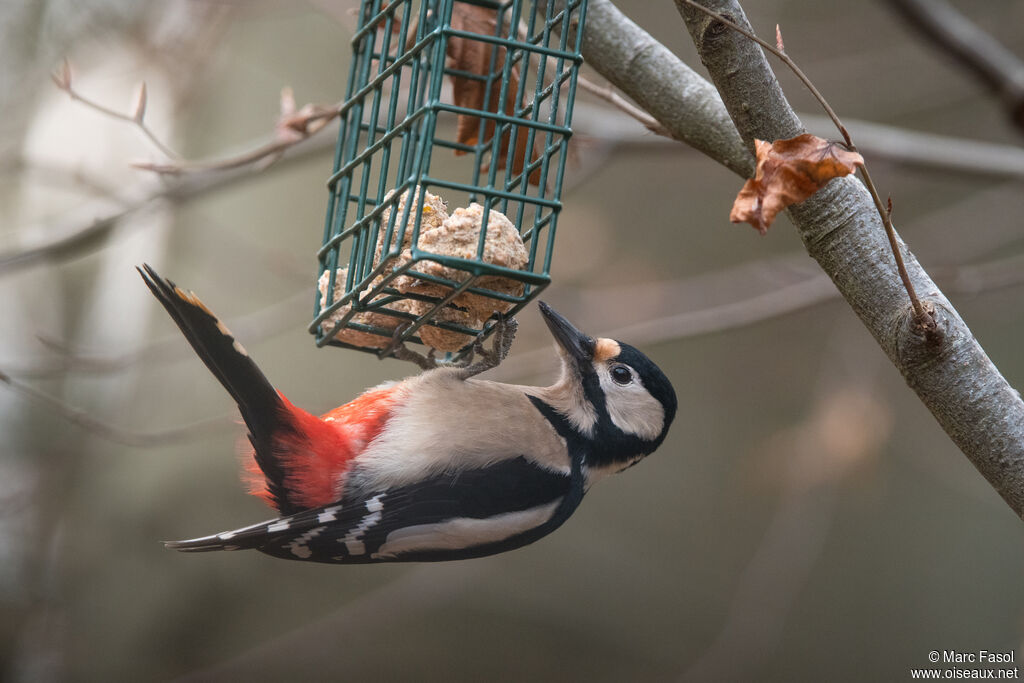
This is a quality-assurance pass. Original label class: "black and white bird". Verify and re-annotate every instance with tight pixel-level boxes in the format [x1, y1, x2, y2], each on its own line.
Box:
[140, 265, 676, 564]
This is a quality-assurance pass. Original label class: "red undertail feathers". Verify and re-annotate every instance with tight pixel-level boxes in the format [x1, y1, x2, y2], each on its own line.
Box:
[241, 386, 398, 511]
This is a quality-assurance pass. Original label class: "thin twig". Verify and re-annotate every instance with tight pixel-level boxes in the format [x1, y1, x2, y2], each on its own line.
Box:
[11, 228, 1024, 385]
[12, 288, 311, 380]
[4, 159, 126, 200]
[858, 164, 928, 325]
[519, 16, 674, 140]
[52, 60, 182, 160]
[54, 59, 342, 175]
[0, 128, 338, 276]
[134, 98, 341, 175]
[132, 137, 303, 174]
[679, 0, 935, 331]
[175, 563, 485, 680]
[0, 371, 232, 447]
[576, 75, 673, 138]
[568, 103, 1024, 178]
[678, 2, 849, 145]
[886, 0, 1024, 132]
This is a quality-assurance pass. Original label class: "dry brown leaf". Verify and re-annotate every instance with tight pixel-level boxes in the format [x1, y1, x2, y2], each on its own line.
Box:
[448, 6, 540, 185]
[730, 133, 864, 234]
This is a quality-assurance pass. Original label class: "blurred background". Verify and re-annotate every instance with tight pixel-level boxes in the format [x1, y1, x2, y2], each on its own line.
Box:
[2, 1, 1023, 681]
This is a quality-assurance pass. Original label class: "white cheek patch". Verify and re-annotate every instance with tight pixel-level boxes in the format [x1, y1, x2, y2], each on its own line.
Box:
[372, 501, 559, 559]
[597, 368, 665, 442]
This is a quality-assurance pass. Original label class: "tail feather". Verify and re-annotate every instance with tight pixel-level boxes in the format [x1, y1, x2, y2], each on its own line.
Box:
[138, 264, 300, 515]
[163, 516, 282, 552]
[163, 535, 241, 552]
[163, 503, 329, 554]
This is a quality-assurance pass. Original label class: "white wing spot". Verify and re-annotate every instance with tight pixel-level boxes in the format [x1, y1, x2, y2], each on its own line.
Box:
[218, 518, 273, 540]
[340, 495, 386, 555]
[268, 520, 290, 532]
[341, 511, 381, 555]
[318, 506, 341, 523]
[288, 526, 326, 559]
[210, 516, 288, 543]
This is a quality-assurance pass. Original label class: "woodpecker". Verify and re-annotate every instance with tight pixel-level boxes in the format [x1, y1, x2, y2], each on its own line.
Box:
[139, 265, 676, 564]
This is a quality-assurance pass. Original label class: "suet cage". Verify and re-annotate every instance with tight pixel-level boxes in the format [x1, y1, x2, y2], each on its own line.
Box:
[312, 0, 587, 359]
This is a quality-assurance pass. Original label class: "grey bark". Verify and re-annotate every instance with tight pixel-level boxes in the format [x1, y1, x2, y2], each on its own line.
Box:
[564, 0, 1024, 517]
[570, 0, 752, 176]
[675, 0, 1024, 517]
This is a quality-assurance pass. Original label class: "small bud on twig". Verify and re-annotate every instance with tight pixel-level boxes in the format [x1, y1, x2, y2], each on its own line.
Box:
[279, 86, 296, 117]
[132, 82, 148, 123]
[52, 58, 72, 91]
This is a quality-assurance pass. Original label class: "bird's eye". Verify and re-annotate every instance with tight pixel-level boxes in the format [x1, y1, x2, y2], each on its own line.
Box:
[611, 364, 633, 385]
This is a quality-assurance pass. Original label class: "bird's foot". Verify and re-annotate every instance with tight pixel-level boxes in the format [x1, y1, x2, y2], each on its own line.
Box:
[453, 314, 518, 379]
[388, 315, 518, 376]
[387, 325, 439, 370]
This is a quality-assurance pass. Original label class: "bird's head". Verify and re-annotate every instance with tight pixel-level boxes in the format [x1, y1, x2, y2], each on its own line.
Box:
[538, 302, 677, 471]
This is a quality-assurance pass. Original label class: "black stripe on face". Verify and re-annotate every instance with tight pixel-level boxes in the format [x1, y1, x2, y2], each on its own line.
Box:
[534, 344, 676, 469]
[254, 456, 574, 564]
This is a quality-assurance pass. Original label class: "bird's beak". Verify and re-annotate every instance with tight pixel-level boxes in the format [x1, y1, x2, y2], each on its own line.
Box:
[539, 302, 594, 363]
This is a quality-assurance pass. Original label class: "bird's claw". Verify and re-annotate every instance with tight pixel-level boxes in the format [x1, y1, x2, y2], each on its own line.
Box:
[453, 314, 518, 379]
[387, 325, 440, 370]
[388, 314, 518, 376]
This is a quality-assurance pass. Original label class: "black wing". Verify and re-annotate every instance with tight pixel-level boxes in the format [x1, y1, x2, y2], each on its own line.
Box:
[165, 455, 585, 564]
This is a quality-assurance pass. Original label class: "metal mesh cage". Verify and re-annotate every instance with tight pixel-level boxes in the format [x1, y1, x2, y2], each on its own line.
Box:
[312, 0, 587, 358]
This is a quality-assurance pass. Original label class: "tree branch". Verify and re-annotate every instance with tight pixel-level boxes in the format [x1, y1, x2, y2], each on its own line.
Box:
[670, 0, 1024, 517]
[55, 60, 341, 176]
[568, 103, 1024, 179]
[566, 0, 752, 175]
[0, 128, 337, 276]
[676, 0, 932, 330]
[886, 0, 1024, 132]
[557, 0, 1024, 517]
[0, 371, 232, 447]
[575, 75, 672, 138]
[52, 60, 183, 160]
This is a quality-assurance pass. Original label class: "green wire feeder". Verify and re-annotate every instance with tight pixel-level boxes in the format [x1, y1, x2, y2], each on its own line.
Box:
[312, 0, 588, 360]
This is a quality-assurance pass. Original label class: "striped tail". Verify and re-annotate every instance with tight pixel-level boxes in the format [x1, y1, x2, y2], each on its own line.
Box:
[138, 265, 302, 515]
[163, 516, 283, 553]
